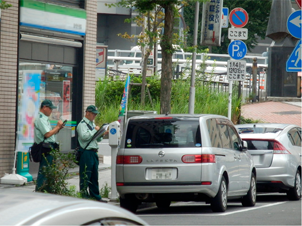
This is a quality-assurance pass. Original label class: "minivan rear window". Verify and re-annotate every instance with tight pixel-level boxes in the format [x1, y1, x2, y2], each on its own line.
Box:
[125, 119, 201, 148]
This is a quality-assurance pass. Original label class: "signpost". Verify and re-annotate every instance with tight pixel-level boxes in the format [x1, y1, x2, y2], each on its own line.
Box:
[228, 28, 248, 40]
[229, 8, 249, 28]
[286, 10, 302, 72]
[228, 40, 247, 60]
[227, 7, 248, 120]
[200, 0, 223, 46]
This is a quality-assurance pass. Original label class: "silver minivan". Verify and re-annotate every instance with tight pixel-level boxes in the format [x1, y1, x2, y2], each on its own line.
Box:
[116, 114, 256, 213]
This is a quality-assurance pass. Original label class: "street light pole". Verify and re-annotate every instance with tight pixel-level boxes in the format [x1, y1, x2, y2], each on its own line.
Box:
[189, 1, 199, 114]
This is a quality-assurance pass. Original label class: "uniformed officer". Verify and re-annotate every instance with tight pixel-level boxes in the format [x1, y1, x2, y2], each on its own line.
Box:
[34, 99, 64, 191]
[77, 105, 108, 202]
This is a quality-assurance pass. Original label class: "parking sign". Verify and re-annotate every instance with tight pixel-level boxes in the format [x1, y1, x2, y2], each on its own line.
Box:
[228, 40, 247, 60]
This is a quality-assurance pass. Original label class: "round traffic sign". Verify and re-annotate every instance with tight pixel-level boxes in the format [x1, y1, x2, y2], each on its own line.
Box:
[228, 40, 247, 60]
[229, 8, 249, 28]
[287, 10, 302, 39]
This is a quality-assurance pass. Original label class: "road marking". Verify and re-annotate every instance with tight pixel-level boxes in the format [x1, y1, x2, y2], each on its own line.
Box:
[219, 202, 286, 216]
[138, 202, 286, 217]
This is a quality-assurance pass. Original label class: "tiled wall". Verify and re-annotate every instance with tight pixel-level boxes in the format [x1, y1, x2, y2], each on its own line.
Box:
[83, 0, 97, 112]
[0, 0, 19, 177]
[83, 0, 103, 163]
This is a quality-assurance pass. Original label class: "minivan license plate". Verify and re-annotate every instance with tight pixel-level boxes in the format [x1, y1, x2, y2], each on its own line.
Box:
[151, 168, 175, 180]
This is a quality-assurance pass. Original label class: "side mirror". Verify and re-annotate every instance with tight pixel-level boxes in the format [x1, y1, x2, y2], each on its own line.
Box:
[242, 140, 248, 151]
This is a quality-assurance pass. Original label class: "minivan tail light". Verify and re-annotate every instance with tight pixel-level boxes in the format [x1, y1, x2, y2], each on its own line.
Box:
[116, 155, 142, 164]
[155, 117, 173, 119]
[273, 141, 290, 154]
[182, 154, 216, 163]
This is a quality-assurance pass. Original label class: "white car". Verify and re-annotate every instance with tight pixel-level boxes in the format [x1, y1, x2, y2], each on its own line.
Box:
[235, 123, 301, 200]
[0, 189, 148, 225]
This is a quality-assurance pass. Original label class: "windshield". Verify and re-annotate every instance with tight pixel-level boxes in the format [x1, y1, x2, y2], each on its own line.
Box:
[125, 118, 201, 148]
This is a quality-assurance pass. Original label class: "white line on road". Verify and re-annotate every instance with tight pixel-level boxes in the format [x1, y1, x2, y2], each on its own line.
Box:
[138, 202, 286, 217]
[218, 202, 286, 216]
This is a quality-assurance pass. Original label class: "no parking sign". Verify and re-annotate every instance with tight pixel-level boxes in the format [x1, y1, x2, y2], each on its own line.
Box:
[229, 8, 249, 28]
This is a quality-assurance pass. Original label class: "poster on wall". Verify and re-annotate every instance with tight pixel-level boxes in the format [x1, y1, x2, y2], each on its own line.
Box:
[16, 71, 41, 152]
[62, 80, 71, 120]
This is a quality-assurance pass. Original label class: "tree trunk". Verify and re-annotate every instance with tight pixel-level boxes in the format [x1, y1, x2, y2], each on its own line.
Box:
[141, 53, 149, 106]
[160, 4, 174, 114]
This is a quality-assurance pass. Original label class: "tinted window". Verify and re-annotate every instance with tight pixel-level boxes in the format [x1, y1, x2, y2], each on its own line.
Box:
[228, 126, 241, 150]
[217, 119, 231, 149]
[206, 118, 222, 148]
[288, 128, 301, 146]
[125, 118, 201, 148]
[245, 140, 274, 150]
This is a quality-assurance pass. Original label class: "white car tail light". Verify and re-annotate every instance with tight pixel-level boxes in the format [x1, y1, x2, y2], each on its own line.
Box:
[182, 154, 216, 163]
[273, 141, 291, 154]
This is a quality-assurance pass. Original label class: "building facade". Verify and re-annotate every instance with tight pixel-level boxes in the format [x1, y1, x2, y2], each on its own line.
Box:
[0, 0, 97, 179]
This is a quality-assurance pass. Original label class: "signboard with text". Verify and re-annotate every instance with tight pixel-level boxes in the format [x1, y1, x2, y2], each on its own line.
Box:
[200, 0, 223, 46]
[227, 60, 246, 81]
[228, 28, 248, 40]
[222, 7, 229, 28]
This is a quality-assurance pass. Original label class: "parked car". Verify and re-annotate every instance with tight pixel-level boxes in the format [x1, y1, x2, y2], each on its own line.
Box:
[116, 114, 256, 213]
[235, 123, 301, 200]
[0, 189, 148, 225]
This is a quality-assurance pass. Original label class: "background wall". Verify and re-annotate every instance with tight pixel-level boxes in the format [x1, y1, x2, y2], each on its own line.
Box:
[0, 0, 19, 177]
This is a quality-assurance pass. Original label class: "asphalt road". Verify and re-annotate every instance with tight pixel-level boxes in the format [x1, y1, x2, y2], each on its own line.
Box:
[137, 194, 301, 225]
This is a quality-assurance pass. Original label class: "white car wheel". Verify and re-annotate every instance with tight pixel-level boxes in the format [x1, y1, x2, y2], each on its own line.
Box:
[287, 170, 301, 200]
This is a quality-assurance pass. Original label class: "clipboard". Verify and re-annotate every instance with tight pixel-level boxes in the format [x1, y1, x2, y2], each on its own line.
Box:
[90, 123, 109, 141]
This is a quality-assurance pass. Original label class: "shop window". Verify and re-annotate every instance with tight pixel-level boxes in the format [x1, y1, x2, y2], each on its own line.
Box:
[18, 62, 73, 123]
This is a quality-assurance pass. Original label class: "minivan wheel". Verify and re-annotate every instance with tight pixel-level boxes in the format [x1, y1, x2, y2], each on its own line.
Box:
[287, 170, 301, 201]
[211, 177, 227, 212]
[156, 200, 171, 209]
[120, 196, 139, 213]
[242, 173, 256, 206]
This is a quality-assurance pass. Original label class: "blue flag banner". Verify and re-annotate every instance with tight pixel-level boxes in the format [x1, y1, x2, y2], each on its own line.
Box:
[118, 75, 130, 134]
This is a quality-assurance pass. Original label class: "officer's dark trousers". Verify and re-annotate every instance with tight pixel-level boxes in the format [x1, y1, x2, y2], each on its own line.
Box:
[35, 154, 53, 192]
[79, 150, 101, 200]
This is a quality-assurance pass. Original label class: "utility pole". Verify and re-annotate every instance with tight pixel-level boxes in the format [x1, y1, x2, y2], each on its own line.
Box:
[189, 1, 199, 114]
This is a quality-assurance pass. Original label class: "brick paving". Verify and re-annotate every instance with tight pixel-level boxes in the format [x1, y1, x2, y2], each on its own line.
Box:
[241, 101, 302, 126]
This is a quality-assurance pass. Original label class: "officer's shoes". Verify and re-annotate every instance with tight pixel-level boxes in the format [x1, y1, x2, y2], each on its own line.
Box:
[97, 199, 108, 203]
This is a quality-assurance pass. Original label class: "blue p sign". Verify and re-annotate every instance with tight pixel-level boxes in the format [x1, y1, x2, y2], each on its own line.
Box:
[228, 40, 247, 60]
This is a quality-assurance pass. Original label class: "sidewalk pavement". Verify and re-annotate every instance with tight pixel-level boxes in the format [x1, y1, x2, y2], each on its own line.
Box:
[0, 156, 116, 204]
[241, 101, 301, 126]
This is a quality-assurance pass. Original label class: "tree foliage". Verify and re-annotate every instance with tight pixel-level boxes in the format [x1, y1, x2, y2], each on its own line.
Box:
[184, 0, 272, 53]
[107, 0, 206, 114]
[0, 1, 12, 9]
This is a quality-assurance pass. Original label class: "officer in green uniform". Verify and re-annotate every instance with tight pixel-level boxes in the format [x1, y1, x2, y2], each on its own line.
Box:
[34, 99, 64, 191]
[77, 105, 108, 202]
